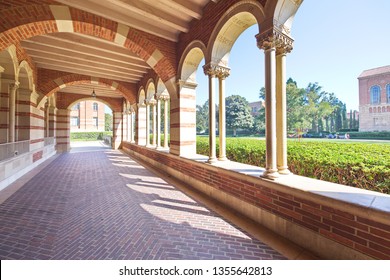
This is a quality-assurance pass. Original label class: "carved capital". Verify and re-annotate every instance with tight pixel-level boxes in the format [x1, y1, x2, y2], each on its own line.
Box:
[158, 93, 170, 101]
[9, 81, 20, 92]
[256, 27, 294, 54]
[203, 63, 231, 79]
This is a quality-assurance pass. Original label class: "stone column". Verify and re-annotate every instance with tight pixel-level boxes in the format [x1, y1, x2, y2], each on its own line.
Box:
[150, 98, 157, 147]
[276, 38, 293, 175]
[216, 66, 230, 161]
[203, 64, 218, 163]
[163, 96, 170, 149]
[145, 101, 151, 146]
[8, 82, 19, 143]
[126, 111, 130, 142]
[156, 96, 162, 149]
[257, 29, 279, 179]
[131, 110, 135, 143]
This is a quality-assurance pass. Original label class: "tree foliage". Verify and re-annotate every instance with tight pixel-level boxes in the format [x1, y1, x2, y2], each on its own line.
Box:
[225, 95, 254, 136]
[259, 78, 348, 133]
[105, 113, 113, 131]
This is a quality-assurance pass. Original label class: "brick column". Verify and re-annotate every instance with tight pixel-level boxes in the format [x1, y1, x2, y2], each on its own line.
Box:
[170, 81, 196, 156]
[48, 106, 57, 138]
[136, 103, 146, 146]
[0, 67, 7, 143]
[112, 111, 123, 149]
[56, 109, 71, 152]
[8, 82, 19, 143]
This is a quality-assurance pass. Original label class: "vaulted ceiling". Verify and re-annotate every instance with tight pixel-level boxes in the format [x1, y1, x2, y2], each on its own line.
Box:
[14, 0, 216, 98]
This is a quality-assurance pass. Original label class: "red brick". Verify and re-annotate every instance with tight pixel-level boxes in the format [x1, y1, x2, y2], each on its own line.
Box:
[357, 217, 390, 232]
[319, 229, 354, 248]
[323, 218, 355, 234]
[321, 205, 355, 220]
[354, 243, 390, 260]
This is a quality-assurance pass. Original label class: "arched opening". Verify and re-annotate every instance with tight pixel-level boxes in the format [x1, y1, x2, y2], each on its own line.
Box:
[16, 66, 31, 142]
[206, 11, 261, 162]
[67, 98, 114, 148]
[0, 47, 17, 144]
[136, 88, 147, 146]
[145, 81, 156, 147]
[179, 45, 207, 156]
[156, 78, 170, 149]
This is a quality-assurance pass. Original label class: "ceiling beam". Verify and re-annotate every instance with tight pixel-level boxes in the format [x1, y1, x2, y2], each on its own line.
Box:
[35, 63, 138, 83]
[55, 0, 179, 41]
[104, 0, 189, 32]
[27, 49, 145, 77]
[22, 37, 150, 70]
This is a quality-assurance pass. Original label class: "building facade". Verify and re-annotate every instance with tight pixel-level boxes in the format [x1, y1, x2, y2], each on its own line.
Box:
[358, 65, 390, 131]
[70, 100, 105, 132]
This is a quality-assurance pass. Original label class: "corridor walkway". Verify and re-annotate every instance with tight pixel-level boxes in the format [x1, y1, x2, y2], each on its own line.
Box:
[0, 143, 288, 260]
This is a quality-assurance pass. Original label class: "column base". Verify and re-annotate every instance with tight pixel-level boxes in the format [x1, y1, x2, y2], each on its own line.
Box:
[278, 167, 291, 175]
[207, 157, 218, 164]
[261, 169, 280, 180]
[218, 156, 229, 161]
[156, 146, 164, 150]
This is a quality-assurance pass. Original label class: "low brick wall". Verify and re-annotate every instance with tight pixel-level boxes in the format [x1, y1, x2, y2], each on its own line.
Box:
[122, 142, 390, 260]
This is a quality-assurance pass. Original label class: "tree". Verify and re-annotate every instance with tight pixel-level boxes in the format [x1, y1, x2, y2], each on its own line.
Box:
[196, 101, 208, 134]
[225, 95, 254, 136]
[105, 113, 113, 131]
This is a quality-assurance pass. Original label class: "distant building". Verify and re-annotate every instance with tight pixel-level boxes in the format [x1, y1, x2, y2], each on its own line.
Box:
[248, 101, 264, 117]
[70, 100, 105, 132]
[358, 65, 390, 131]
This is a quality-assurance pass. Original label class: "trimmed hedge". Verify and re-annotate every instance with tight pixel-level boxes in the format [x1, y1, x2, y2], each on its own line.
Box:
[347, 131, 390, 140]
[71, 131, 113, 141]
[196, 137, 390, 194]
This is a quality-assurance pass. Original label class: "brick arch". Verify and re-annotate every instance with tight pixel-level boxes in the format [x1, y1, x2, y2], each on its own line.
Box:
[56, 92, 122, 112]
[0, 4, 176, 85]
[39, 74, 137, 104]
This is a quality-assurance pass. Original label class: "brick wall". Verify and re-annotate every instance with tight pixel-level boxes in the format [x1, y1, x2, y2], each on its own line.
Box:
[123, 142, 390, 259]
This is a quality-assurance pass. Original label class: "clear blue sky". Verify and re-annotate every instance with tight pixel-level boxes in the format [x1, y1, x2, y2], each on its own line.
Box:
[196, 0, 390, 112]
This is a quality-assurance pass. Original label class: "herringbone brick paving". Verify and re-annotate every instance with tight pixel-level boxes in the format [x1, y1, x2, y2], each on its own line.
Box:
[0, 148, 287, 260]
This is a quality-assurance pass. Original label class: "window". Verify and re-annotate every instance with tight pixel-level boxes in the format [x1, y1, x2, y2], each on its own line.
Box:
[93, 117, 98, 127]
[93, 102, 98, 111]
[370, 85, 381, 105]
[71, 117, 79, 126]
[72, 103, 80, 110]
[387, 84, 390, 103]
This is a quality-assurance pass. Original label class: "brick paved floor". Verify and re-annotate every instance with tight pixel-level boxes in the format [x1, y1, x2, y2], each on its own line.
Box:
[0, 148, 287, 260]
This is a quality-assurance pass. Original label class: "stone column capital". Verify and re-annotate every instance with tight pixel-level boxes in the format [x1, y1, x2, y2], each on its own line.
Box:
[203, 63, 231, 79]
[256, 26, 294, 55]
[9, 81, 20, 91]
